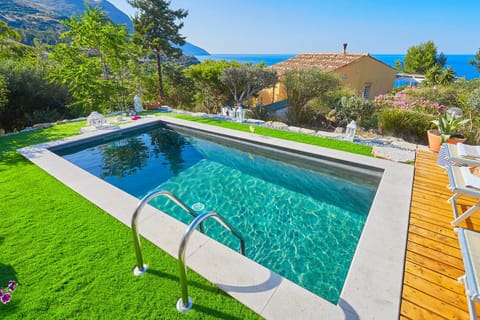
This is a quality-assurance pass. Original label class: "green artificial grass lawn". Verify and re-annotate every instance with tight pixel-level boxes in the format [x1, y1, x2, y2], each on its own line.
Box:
[162, 114, 373, 157]
[0, 115, 371, 319]
[0, 121, 260, 319]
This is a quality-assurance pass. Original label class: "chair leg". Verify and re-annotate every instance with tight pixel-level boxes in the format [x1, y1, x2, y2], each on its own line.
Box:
[451, 197, 480, 226]
[459, 275, 479, 320]
[466, 295, 479, 320]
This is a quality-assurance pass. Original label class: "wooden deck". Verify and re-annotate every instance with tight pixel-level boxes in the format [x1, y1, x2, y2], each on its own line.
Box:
[400, 149, 480, 319]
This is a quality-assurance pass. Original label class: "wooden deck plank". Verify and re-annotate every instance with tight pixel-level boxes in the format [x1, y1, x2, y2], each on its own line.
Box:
[400, 149, 480, 319]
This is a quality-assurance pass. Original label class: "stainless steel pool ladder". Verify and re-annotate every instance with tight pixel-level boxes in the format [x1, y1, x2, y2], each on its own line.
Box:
[131, 189, 205, 275]
[177, 210, 246, 312]
[130, 189, 246, 313]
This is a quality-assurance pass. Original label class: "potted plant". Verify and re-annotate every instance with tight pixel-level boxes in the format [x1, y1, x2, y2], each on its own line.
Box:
[428, 108, 470, 152]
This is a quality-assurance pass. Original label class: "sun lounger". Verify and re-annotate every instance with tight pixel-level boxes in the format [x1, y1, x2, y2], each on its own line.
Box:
[445, 143, 480, 166]
[447, 165, 480, 226]
[455, 227, 480, 320]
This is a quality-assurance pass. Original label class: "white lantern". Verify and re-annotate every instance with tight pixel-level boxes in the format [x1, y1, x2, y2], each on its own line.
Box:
[345, 120, 357, 141]
[87, 111, 106, 128]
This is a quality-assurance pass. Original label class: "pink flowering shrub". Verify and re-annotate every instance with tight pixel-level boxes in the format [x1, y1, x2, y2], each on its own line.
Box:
[374, 88, 442, 143]
[374, 88, 446, 115]
[0, 280, 17, 304]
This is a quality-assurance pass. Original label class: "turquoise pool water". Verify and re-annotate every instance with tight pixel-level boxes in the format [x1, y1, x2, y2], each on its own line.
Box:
[56, 123, 381, 304]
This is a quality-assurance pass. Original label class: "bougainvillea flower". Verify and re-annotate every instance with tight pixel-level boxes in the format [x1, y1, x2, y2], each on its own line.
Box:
[8, 281, 17, 291]
[1, 292, 11, 304]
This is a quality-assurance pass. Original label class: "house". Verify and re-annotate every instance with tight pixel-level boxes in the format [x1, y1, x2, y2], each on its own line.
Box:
[259, 46, 396, 107]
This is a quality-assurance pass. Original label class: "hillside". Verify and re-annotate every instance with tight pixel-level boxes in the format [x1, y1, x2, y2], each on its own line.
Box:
[0, 0, 209, 55]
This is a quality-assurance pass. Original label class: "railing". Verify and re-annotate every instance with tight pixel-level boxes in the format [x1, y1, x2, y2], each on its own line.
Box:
[176, 210, 246, 312]
[131, 190, 204, 275]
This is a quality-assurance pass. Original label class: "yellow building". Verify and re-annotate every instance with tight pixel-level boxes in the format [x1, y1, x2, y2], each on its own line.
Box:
[259, 51, 396, 104]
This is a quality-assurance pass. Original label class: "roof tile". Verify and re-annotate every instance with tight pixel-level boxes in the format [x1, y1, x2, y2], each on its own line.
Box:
[272, 53, 369, 74]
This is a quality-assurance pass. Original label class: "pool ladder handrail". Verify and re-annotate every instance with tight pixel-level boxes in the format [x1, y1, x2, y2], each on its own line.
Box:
[177, 210, 246, 312]
[131, 189, 205, 275]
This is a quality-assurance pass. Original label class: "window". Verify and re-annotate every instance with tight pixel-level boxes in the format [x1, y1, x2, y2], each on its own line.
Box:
[363, 84, 371, 99]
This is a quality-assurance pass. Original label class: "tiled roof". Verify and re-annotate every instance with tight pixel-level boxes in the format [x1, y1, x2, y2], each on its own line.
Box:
[272, 53, 370, 75]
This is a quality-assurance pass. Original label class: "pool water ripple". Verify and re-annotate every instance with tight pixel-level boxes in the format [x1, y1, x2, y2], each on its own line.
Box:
[57, 124, 378, 304]
[152, 159, 367, 303]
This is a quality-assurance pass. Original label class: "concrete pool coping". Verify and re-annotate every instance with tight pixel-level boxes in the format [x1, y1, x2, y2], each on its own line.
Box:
[18, 116, 414, 319]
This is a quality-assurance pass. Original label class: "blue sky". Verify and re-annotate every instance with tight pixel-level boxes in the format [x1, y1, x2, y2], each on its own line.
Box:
[109, 0, 479, 54]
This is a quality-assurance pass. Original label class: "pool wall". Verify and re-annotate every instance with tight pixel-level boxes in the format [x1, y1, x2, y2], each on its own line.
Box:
[18, 116, 414, 319]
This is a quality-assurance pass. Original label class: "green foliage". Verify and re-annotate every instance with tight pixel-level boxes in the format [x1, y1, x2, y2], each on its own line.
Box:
[247, 103, 271, 120]
[467, 88, 480, 112]
[0, 20, 33, 59]
[301, 87, 352, 128]
[469, 48, 480, 73]
[374, 81, 480, 145]
[220, 65, 278, 107]
[410, 87, 461, 110]
[0, 58, 71, 132]
[431, 111, 470, 141]
[161, 59, 196, 109]
[335, 95, 378, 129]
[378, 108, 432, 144]
[0, 73, 8, 113]
[424, 65, 456, 86]
[185, 59, 240, 113]
[128, 0, 188, 100]
[0, 20, 21, 42]
[283, 68, 341, 126]
[49, 4, 136, 114]
[396, 41, 447, 74]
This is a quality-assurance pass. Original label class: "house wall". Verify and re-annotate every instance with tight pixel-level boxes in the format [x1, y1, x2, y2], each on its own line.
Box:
[336, 56, 396, 99]
[257, 82, 286, 105]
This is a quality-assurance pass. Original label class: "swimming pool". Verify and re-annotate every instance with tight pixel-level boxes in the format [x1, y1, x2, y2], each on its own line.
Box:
[18, 116, 413, 319]
[55, 123, 381, 304]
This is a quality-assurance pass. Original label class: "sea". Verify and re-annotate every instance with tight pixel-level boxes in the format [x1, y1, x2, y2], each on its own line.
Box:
[195, 53, 478, 81]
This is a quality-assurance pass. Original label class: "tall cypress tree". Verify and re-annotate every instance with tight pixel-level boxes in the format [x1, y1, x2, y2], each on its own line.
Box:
[128, 0, 188, 102]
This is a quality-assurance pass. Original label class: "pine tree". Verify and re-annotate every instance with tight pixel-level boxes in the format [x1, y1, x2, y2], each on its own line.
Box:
[128, 0, 188, 102]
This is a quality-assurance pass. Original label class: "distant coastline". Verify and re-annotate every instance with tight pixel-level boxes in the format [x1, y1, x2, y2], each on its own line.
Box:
[196, 53, 478, 80]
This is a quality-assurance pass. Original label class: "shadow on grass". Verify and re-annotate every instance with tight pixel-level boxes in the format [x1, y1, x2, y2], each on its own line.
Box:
[146, 268, 226, 295]
[191, 303, 246, 320]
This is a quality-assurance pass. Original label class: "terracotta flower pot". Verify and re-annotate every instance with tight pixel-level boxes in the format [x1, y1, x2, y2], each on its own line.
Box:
[427, 129, 442, 152]
[447, 133, 467, 144]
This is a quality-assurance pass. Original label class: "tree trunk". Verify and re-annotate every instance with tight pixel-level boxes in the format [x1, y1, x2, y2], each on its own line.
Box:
[155, 50, 164, 102]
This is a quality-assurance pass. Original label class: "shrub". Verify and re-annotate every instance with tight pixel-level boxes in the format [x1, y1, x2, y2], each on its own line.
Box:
[0, 59, 72, 132]
[0, 74, 8, 113]
[283, 69, 341, 126]
[410, 86, 461, 109]
[378, 108, 432, 144]
[335, 95, 378, 129]
[246, 104, 271, 121]
[374, 88, 446, 115]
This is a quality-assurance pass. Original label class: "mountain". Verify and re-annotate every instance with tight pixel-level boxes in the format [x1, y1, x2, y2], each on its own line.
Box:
[0, 0, 209, 56]
[178, 42, 209, 55]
